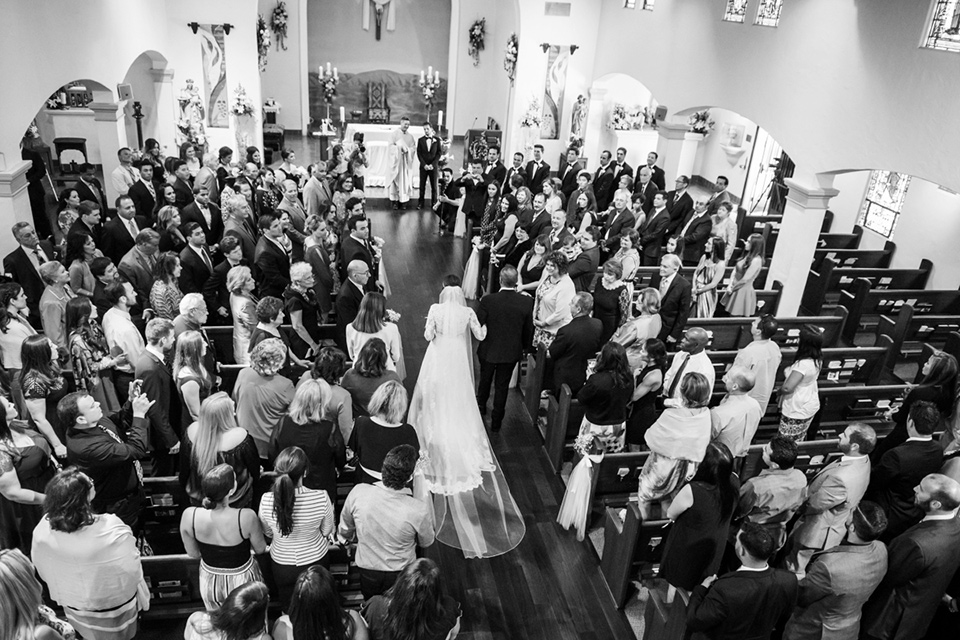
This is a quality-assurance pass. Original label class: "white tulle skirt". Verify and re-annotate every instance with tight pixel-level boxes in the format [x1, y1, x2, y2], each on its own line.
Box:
[409, 334, 526, 559]
[453, 205, 467, 238]
[463, 247, 482, 300]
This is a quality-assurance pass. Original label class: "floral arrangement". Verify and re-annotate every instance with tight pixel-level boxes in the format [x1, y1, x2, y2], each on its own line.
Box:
[437, 138, 454, 168]
[468, 18, 486, 66]
[320, 69, 338, 104]
[568, 134, 583, 150]
[608, 103, 630, 130]
[46, 92, 66, 110]
[177, 80, 207, 149]
[271, 1, 289, 51]
[573, 433, 595, 456]
[520, 97, 544, 128]
[257, 15, 271, 72]
[503, 33, 518, 84]
[609, 103, 654, 131]
[231, 84, 255, 117]
[688, 109, 715, 135]
[386, 309, 402, 323]
[419, 74, 441, 106]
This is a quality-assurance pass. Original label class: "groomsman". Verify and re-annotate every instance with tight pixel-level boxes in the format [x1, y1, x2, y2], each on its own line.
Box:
[416, 123, 441, 209]
[557, 147, 583, 201]
[525, 144, 551, 195]
[593, 150, 617, 212]
[638, 151, 666, 191]
[502, 152, 527, 196]
[128, 161, 157, 221]
[612, 147, 633, 185]
[483, 146, 507, 189]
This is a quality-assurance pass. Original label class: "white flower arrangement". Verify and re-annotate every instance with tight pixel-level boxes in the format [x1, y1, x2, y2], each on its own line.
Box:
[503, 33, 518, 83]
[468, 18, 486, 66]
[386, 309, 402, 323]
[257, 15, 271, 72]
[271, 1, 289, 51]
[231, 85, 256, 117]
[520, 97, 543, 128]
[688, 109, 715, 135]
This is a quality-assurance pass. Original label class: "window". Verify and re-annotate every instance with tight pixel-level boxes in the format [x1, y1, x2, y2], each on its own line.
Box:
[924, 0, 960, 52]
[723, 0, 749, 23]
[857, 171, 911, 238]
[643, 0, 655, 9]
[624, 0, 637, 7]
[755, 0, 783, 27]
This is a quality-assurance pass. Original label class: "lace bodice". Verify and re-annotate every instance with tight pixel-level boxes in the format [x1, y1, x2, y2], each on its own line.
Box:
[424, 303, 486, 341]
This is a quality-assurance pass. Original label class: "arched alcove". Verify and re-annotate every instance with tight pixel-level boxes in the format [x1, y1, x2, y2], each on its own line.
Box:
[121, 50, 170, 151]
[585, 73, 660, 173]
[29, 78, 115, 166]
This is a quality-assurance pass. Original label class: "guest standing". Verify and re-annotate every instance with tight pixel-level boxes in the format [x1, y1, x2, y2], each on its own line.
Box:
[354, 381, 419, 484]
[272, 565, 369, 640]
[156, 203, 187, 253]
[0, 395, 52, 552]
[184, 582, 271, 640]
[576, 342, 634, 453]
[340, 339, 402, 420]
[721, 232, 765, 317]
[0, 283, 37, 413]
[149, 251, 184, 320]
[610, 229, 641, 282]
[592, 259, 631, 344]
[611, 288, 662, 370]
[284, 262, 322, 359]
[347, 292, 405, 379]
[300, 347, 355, 444]
[516, 234, 549, 293]
[651, 253, 692, 345]
[548, 292, 603, 398]
[692, 237, 727, 319]
[65, 231, 98, 298]
[66, 296, 121, 414]
[227, 265, 258, 365]
[0, 548, 68, 640]
[20, 336, 68, 456]
[732, 314, 783, 412]
[533, 251, 576, 349]
[710, 367, 763, 461]
[778, 324, 823, 442]
[625, 338, 668, 452]
[135, 318, 180, 475]
[233, 338, 296, 462]
[737, 436, 808, 550]
[174, 330, 214, 427]
[362, 559, 462, 640]
[38, 261, 75, 350]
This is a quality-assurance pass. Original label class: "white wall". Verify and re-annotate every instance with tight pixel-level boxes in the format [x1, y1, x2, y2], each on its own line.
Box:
[258, 0, 304, 131]
[691, 107, 756, 196]
[825, 171, 870, 234]
[122, 52, 163, 147]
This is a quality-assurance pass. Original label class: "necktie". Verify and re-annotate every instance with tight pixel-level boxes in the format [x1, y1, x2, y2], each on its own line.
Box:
[127, 219, 139, 239]
[99, 424, 143, 483]
[31, 247, 44, 267]
[680, 214, 701, 238]
[201, 248, 212, 272]
[667, 353, 690, 398]
[146, 182, 155, 198]
[660, 275, 671, 298]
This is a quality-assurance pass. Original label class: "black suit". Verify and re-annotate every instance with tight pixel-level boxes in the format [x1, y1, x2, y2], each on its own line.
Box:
[501, 165, 527, 196]
[525, 160, 551, 195]
[865, 439, 944, 541]
[457, 174, 488, 222]
[602, 208, 636, 250]
[178, 245, 214, 294]
[335, 280, 365, 352]
[640, 208, 671, 265]
[134, 350, 179, 475]
[73, 178, 106, 210]
[651, 273, 692, 343]
[666, 190, 694, 236]
[476, 288, 534, 431]
[340, 235, 379, 291]
[417, 136, 442, 207]
[645, 164, 666, 191]
[253, 236, 290, 299]
[568, 246, 599, 293]
[483, 161, 507, 189]
[180, 202, 224, 246]
[613, 162, 633, 185]
[100, 215, 147, 265]
[593, 165, 616, 212]
[172, 178, 193, 211]
[677, 212, 714, 266]
[69, 218, 103, 247]
[127, 180, 157, 222]
[557, 160, 583, 201]
[686, 567, 798, 640]
[2, 241, 56, 329]
[548, 315, 603, 396]
[528, 210, 552, 240]
[634, 180, 657, 215]
[202, 258, 246, 323]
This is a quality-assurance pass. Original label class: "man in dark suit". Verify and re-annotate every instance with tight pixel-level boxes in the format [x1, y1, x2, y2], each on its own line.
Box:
[548, 292, 602, 396]
[456, 161, 488, 223]
[861, 474, 960, 640]
[203, 236, 245, 324]
[527, 193, 552, 239]
[118, 229, 160, 320]
[340, 216, 379, 292]
[178, 222, 214, 295]
[633, 166, 658, 215]
[675, 197, 714, 266]
[601, 192, 636, 251]
[666, 175, 694, 236]
[253, 214, 291, 298]
[476, 266, 534, 432]
[101, 195, 147, 265]
[686, 523, 798, 640]
[525, 144, 551, 195]
[639, 151, 666, 191]
[565, 171, 597, 226]
[547, 211, 574, 251]
[650, 253, 692, 344]
[612, 147, 633, 186]
[127, 161, 157, 222]
[417, 122, 442, 209]
[557, 147, 583, 202]
[171, 160, 194, 211]
[3, 221, 57, 329]
[566, 228, 600, 292]
[640, 192, 671, 266]
[502, 152, 527, 197]
[180, 184, 224, 246]
[482, 146, 507, 189]
[134, 318, 180, 476]
[707, 175, 732, 217]
[592, 150, 617, 212]
[335, 260, 370, 352]
[69, 200, 104, 247]
[73, 163, 106, 210]
[865, 400, 945, 541]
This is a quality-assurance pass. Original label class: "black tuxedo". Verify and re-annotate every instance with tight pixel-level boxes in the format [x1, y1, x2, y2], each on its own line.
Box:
[557, 160, 583, 200]
[178, 245, 214, 294]
[457, 174, 488, 222]
[73, 178, 106, 210]
[548, 315, 603, 396]
[865, 439, 944, 540]
[417, 136, 442, 206]
[502, 165, 527, 196]
[69, 218, 103, 247]
[134, 350, 179, 474]
[676, 212, 714, 266]
[2, 241, 56, 328]
[650, 273, 692, 342]
[666, 190, 694, 236]
[483, 161, 507, 189]
[172, 178, 193, 211]
[476, 288, 534, 431]
[613, 162, 633, 185]
[127, 180, 157, 222]
[686, 567, 798, 640]
[525, 160, 551, 195]
[203, 258, 244, 320]
[634, 180, 658, 215]
[335, 280, 365, 352]
[527, 210, 552, 239]
[642, 164, 666, 191]
[253, 236, 290, 298]
[568, 246, 599, 293]
[180, 201, 224, 246]
[602, 208, 636, 250]
[640, 208, 671, 265]
[340, 235, 379, 291]
[101, 215, 148, 265]
[593, 165, 617, 212]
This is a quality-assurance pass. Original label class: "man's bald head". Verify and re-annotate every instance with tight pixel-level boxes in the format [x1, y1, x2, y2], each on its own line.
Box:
[724, 366, 756, 394]
[347, 260, 371, 285]
[682, 327, 710, 354]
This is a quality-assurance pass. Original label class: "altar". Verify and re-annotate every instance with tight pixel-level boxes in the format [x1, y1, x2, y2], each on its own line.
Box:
[344, 123, 425, 188]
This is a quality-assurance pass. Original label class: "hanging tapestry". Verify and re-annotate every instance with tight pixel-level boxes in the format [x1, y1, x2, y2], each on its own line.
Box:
[539, 45, 570, 140]
[199, 24, 229, 128]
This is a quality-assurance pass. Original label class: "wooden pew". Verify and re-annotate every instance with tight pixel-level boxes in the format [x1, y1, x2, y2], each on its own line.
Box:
[687, 307, 847, 350]
[801, 258, 932, 315]
[876, 303, 960, 370]
[817, 225, 863, 250]
[631, 265, 770, 291]
[202, 324, 339, 365]
[736, 210, 833, 250]
[840, 283, 960, 343]
[812, 241, 895, 271]
[522, 344, 548, 425]
[142, 476, 191, 555]
[811, 383, 913, 439]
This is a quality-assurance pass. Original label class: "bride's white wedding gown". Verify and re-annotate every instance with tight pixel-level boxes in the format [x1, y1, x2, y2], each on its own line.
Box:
[409, 286, 526, 559]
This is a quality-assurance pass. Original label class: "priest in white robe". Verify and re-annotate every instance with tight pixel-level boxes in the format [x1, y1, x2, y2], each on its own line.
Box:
[388, 116, 416, 209]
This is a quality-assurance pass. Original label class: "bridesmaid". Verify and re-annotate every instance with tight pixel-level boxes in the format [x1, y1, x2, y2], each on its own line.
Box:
[692, 237, 727, 318]
[721, 233, 765, 317]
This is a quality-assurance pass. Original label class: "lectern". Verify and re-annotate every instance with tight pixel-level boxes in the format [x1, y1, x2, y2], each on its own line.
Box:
[463, 129, 503, 169]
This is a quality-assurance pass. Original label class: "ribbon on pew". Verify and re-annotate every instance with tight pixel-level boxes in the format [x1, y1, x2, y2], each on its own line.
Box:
[557, 452, 603, 541]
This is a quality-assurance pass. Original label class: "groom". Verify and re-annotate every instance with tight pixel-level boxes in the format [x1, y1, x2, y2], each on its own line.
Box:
[476, 266, 534, 432]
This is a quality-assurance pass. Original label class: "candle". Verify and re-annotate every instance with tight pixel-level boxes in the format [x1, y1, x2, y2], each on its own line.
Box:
[435, 70, 440, 84]
[340, 106, 346, 123]
[428, 65, 433, 78]
[438, 110, 444, 127]
[333, 67, 338, 80]
[327, 62, 331, 74]
[420, 70, 426, 83]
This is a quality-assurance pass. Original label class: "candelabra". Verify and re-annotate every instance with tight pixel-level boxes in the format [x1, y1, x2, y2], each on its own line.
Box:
[419, 66, 442, 123]
[319, 62, 339, 129]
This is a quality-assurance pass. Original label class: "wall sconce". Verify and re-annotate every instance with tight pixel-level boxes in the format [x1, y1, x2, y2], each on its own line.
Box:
[540, 42, 550, 53]
[187, 22, 199, 34]
[569, 44, 579, 55]
[222, 23, 234, 35]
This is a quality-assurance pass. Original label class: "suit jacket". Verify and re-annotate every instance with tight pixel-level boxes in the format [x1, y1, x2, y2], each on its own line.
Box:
[253, 236, 291, 298]
[339, 234, 379, 290]
[100, 215, 148, 265]
[548, 315, 603, 395]
[707, 190, 732, 217]
[302, 176, 333, 218]
[304, 244, 334, 315]
[593, 165, 617, 212]
[862, 516, 960, 640]
[640, 208, 671, 259]
[180, 201, 224, 246]
[528, 211, 552, 240]
[783, 541, 888, 640]
[335, 280, 365, 351]
[866, 439, 944, 539]
[3, 241, 56, 326]
[547, 227, 574, 252]
[134, 350, 179, 451]
[568, 247, 600, 292]
[178, 245, 213, 294]
[502, 165, 527, 196]
[127, 180, 157, 221]
[73, 178, 106, 210]
[224, 218, 256, 262]
[613, 162, 633, 185]
[476, 289, 534, 364]
[792, 455, 871, 550]
[457, 174, 488, 220]
[557, 160, 583, 200]
[483, 161, 507, 188]
[666, 189, 694, 235]
[69, 218, 103, 247]
[634, 180, 658, 214]
[172, 178, 193, 211]
[525, 160, 551, 195]
[650, 273, 692, 342]
[416, 136, 442, 169]
[687, 567, 798, 640]
[677, 212, 714, 264]
[203, 258, 245, 317]
[117, 247, 155, 311]
[602, 208, 636, 249]
[644, 164, 666, 191]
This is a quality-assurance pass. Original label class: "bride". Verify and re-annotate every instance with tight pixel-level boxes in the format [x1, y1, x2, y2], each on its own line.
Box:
[408, 277, 526, 559]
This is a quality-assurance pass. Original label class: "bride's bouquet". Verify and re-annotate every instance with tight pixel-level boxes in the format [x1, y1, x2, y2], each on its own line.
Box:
[386, 309, 401, 323]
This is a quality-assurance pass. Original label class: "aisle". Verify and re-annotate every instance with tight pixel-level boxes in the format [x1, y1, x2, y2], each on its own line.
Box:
[371, 202, 635, 640]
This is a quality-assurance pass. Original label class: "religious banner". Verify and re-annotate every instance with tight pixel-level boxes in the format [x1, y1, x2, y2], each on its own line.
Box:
[540, 46, 570, 140]
[199, 24, 229, 128]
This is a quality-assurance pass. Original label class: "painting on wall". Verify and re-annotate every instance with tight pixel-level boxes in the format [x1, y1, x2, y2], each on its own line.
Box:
[199, 24, 229, 128]
[539, 46, 570, 140]
[721, 123, 745, 148]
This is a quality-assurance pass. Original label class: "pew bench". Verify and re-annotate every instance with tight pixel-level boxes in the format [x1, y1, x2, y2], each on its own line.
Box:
[812, 242, 895, 271]
[687, 307, 847, 350]
[202, 323, 339, 366]
[801, 258, 932, 315]
[877, 303, 960, 370]
[840, 282, 960, 343]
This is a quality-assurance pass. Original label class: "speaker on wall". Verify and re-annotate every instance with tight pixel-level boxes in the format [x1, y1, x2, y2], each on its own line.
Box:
[654, 105, 667, 121]
[117, 83, 134, 101]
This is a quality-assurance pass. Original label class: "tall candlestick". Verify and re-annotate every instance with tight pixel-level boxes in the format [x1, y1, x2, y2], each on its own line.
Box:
[428, 65, 433, 78]
[333, 67, 338, 80]
[420, 70, 426, 83]
[437, 110, 443, 128]
[327, 62, 331, 74]
[435, 71, 440, 84]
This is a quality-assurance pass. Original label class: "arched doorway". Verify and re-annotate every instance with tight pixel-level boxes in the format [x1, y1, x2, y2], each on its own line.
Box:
[121, 50, 170, 152]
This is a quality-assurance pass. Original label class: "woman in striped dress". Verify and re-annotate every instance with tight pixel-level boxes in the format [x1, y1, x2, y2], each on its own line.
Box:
[258, 446, 335, 612]
[180, 464, 267, 611]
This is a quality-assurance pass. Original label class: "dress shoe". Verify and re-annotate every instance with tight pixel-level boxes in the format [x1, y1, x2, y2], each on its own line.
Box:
[417, 201, 424, 209]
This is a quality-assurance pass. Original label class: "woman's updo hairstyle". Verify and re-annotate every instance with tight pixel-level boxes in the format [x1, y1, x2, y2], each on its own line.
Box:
[200, 464, 236, 509]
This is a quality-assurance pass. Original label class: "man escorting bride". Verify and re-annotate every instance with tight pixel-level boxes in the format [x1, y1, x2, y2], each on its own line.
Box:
[409, 272, 529, 559]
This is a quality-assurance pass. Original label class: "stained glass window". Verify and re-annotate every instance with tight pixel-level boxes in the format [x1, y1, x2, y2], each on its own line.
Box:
[755, 0, 783, 27]
[924, 0, 960, 52]
[857, 171, 911, 238]
[723, 0, 749, 23]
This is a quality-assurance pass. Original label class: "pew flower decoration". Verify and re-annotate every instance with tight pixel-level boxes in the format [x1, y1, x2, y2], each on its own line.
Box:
[573, 433, 595, 456]
[468, 18, 486, 66]
[257, 15, 271, 72]
[231, 85, 256, 117]
[503, 33, 518, 84]
[386, 309, 402, 323]
[688, 109, 715, 136]
[520, 97, 543, 128]
[271, 1, 289, 51]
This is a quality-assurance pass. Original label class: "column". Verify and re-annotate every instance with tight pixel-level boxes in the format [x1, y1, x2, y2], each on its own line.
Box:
[149, 67, 176, 155]
[0, 160, 33, 258]
[88, 101, 129, 206]
[581, 86, 608, 167]
[655, 121, 704, 184]
[768, 175, 838, 316]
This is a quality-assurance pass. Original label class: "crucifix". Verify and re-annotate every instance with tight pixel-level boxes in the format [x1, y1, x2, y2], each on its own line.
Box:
[363, 0, 396, 40]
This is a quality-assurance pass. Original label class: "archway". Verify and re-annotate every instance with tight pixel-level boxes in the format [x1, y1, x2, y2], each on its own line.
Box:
[582, 73, 660, 174]
[121, 50, 170, 152]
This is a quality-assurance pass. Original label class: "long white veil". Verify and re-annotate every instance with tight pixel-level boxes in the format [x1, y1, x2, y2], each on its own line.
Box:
[409, 286, 526, 558]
